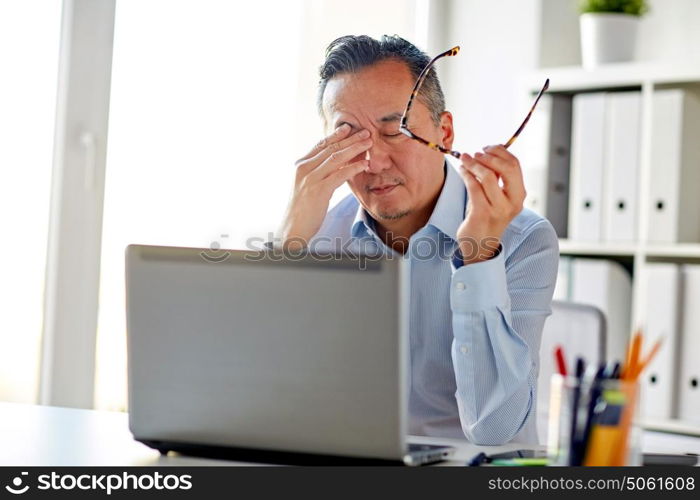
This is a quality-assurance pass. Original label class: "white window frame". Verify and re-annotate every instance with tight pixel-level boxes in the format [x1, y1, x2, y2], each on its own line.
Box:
[38, 0, 439, 409]
[39, 0, 116, 408]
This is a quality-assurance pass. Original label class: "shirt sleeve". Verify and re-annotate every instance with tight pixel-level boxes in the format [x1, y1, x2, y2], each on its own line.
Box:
[449, 219, 559, 445]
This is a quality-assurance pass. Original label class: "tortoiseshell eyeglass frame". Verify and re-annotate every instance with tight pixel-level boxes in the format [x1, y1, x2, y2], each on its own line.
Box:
[399, 45, 550, 159]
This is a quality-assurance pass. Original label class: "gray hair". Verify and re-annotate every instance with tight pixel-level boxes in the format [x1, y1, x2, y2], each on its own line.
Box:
[317, 35, 446, 125]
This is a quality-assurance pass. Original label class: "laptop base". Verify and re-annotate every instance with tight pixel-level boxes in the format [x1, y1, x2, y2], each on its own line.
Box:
[140, 439, 451, 466]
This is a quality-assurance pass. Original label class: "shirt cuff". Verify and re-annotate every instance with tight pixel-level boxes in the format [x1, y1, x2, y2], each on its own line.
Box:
[449, 250, 510, 313]
[451, 244, 502, 269]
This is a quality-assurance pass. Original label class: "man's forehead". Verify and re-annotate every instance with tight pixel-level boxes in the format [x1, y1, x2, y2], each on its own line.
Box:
[322, 61, 414, 123]
[325, 101, 403, 122]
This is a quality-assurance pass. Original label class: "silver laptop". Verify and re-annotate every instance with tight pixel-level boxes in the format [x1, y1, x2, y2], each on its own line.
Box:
[125, 244, 453, 465]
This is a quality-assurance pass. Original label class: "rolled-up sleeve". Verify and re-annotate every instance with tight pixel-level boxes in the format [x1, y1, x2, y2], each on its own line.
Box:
[449, 220, 559, 445]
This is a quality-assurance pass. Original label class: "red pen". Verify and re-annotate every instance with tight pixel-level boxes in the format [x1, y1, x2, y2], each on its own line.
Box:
[554, 345, 568, 377]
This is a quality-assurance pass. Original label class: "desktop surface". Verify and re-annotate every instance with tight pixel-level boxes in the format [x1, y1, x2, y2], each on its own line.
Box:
[1, 403, 699, 467]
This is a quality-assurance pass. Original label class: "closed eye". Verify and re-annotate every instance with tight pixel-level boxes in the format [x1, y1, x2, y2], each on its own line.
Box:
[384, 132, 403, 138]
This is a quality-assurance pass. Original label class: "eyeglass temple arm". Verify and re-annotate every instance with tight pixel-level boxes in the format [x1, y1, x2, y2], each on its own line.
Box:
[503, 78, 550, 149]
[400, 46, 460, 130]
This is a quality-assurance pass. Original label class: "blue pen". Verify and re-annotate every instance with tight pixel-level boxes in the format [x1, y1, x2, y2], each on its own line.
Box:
[602, 360, 617, 379]
[568, 357, 586, 466]
[609, 361, 621, 379]
[576, 363, 606, 465]
[467, 452, 488, 467]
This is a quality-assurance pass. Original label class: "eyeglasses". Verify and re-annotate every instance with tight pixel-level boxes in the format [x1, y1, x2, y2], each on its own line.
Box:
[399, 45, 550, 159]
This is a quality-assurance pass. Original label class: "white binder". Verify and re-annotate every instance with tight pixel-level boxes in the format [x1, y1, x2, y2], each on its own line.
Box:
[522, 166, 547, 216]
[639, 263, 681, 420]
[553, 257, 572, 301]
[678, 265, 700, 425]
[515, 93, 550, 218]
[570, 258, 632, 362]
[647, 90, 700, 243]
[569, 93, 606, 242]
[603, 92, 641, 243]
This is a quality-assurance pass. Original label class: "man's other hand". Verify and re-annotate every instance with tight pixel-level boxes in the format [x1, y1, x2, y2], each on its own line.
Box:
[455, 144, 527, 265]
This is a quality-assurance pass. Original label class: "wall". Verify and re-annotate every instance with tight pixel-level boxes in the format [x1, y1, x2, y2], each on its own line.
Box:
[539, 0, 700, 67]
[437, 0, 541, 155]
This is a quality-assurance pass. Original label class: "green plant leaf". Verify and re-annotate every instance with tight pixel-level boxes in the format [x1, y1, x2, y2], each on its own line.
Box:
[578, 0, 649, 16]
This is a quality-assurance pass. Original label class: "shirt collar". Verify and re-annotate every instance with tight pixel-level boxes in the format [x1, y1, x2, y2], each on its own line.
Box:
[350, 162, 466, 242]
[351, 202, 375, 239]
[425, 162, 466, 242]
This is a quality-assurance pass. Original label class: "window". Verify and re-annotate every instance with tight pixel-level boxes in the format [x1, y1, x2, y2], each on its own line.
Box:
[0, 1, 61, 403]
[95, 0, 417, 411]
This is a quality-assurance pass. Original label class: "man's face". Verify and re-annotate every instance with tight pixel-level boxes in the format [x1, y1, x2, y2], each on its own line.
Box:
[321, 59, 454, 222]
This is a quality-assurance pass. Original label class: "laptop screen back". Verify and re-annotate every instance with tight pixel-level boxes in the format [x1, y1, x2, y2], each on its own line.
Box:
[126, 245, 409, 460]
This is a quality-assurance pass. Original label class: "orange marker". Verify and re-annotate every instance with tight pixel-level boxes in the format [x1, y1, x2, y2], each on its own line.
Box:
[623, 330, 643, 381]
[632, 337, 664, 380]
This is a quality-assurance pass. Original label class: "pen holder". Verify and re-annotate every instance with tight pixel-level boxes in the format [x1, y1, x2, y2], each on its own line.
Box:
[547, 374, 641, 466]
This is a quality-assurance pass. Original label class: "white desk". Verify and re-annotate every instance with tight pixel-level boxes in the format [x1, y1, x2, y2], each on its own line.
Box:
[1, 402, 699, 466]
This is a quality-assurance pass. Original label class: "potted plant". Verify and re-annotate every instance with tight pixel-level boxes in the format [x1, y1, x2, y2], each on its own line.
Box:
[578, 0, 649, 68]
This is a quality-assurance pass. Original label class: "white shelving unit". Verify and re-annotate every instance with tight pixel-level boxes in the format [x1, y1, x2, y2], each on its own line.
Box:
[524, 61, 700, 93]
[558, 241, 700, 260]
[558, 239, 636, 257]
[521, 62, 700, 436]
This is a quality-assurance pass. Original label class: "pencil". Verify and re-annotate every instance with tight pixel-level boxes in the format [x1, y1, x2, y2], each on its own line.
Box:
[623, 330, 643, 381]
[632, 337, 664, 380]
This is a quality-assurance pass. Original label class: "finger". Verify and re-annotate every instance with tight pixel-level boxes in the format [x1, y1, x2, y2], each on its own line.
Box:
[458, 156, 490, 209]
[306, 128, 371, 173]
[465, 159, 508, 208]
[473, 151, 526, 201]
[474, 151, 511, 173]
[482, 144, 518, 162]
[307, 137, 373, 182]
[298, 123, 352, 162]
[321, 160, 369, 191]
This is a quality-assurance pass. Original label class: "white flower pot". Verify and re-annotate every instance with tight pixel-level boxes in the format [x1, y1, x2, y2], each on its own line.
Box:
[580, 13, 639, 68]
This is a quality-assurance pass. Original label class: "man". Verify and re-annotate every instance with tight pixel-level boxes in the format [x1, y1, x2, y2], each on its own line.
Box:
[277, 35, 559, 445]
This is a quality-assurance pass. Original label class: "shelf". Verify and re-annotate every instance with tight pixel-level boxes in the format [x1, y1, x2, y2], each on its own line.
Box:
[524, 61, 700, 93]
[558, 240, 700, 260]
[558, 239, 637, 257]
[645, 244, 700, 259]
[643, 418, 700, 437]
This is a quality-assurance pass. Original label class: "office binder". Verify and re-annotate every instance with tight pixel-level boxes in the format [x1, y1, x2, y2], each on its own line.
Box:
[603, 92, 641, 243]
[522, 166, 547, 216]
[517, 94, 572, 238]
[569, 93, 605, 242]
[678, 265, 700, 425]
[545, 95, 573, 238]
[647, 89, 700, 243]
[571, 258, 632, 362]
[515, 91, 549, 218]
[639, 263, 681, 420]
[553, 257, 572, 301]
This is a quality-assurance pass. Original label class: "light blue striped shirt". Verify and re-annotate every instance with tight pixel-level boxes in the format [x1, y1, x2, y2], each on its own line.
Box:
[310, 163, 559, 445]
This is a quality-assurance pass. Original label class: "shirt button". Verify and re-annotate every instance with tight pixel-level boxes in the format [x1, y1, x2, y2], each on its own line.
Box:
[460, 346, 468, 354]
[456, 282, 466, 291]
